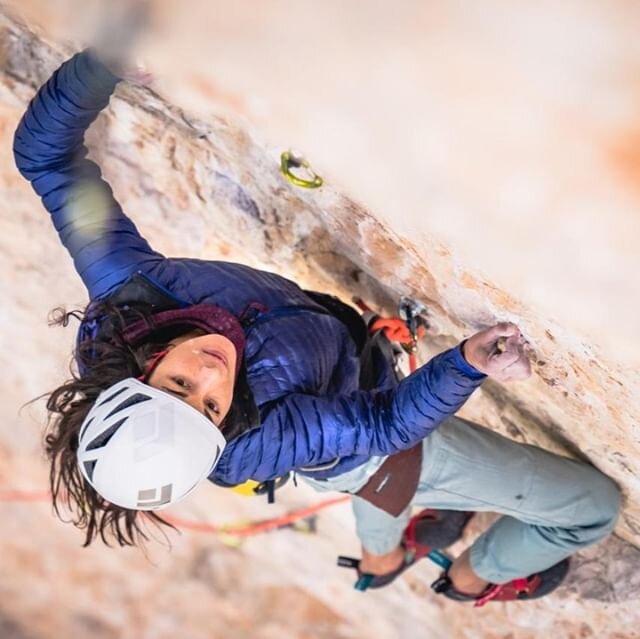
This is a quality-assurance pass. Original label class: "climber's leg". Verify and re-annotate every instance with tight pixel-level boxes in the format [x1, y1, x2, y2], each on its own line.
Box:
[351, 494, 411, 556]
[414, 415, 622, 584]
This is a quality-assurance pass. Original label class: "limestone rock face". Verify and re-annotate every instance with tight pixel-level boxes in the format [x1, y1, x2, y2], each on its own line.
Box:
[0, 4, 639, 639]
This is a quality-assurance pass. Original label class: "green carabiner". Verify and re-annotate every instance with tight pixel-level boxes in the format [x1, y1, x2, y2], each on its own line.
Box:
[280, 151, 323, 189]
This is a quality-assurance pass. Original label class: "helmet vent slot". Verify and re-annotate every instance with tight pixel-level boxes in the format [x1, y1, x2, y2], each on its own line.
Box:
[78, 417, 94, 442]
[83, 460, 97, 482]
[105, 393, 152, 419]
[85, 417, 128, 451]
[97, 385, 128, 408]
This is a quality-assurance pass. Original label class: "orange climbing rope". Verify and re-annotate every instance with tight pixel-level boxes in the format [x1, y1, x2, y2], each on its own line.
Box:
[163, 494, 351, 537]
[0, 489, 350, 538]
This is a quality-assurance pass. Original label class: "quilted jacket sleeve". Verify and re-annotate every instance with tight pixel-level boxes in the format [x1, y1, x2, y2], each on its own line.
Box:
[13, 50, 163, 300]
[215, 344, 486, 484]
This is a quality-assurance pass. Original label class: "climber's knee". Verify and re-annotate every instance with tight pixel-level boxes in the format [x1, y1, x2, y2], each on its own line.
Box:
[593, 474, 623, 535]
[574, 469, 622, 544]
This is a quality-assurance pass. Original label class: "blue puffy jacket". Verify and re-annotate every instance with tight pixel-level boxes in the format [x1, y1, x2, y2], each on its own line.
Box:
[13, 50, 486, 487]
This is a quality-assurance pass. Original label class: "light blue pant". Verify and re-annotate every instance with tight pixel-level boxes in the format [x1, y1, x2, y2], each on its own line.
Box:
[352, 416, 622, 583]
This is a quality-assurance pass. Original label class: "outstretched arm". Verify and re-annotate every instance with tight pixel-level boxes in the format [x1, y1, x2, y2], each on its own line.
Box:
[13, 49, 163, 300]
[215, 343, 486, 484]
[215, 322, 532, 484]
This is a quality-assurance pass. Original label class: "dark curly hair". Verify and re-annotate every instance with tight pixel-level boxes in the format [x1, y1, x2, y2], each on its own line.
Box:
[43, 301, 192, 547]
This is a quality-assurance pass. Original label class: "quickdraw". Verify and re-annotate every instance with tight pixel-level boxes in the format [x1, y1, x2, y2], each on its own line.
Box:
[280, 151, 323, 189]
[353, 296, 429, 374]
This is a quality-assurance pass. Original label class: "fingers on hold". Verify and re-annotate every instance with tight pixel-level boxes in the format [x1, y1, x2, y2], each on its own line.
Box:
[502, 356, 532, 381]
[490, 348, 519, 368]
[505, 334, 522, 349]
[495, 335, 521, 359]
[517, 358, 533, 378]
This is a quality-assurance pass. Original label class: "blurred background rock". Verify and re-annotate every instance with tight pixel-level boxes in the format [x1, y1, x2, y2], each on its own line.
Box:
[1, 2, 639, 638]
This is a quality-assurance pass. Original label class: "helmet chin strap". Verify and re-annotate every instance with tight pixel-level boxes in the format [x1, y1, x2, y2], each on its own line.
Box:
[138, 349, 169, 383]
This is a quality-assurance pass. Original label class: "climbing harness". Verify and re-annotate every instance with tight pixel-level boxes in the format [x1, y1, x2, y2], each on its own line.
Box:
[280, 151, 323, 189]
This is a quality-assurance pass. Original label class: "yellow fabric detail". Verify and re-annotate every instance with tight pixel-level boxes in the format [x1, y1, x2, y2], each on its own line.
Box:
[230, 480, 260, 496]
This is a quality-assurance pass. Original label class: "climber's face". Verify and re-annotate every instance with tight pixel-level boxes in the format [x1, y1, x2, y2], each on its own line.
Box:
[147, 332, 237, 427]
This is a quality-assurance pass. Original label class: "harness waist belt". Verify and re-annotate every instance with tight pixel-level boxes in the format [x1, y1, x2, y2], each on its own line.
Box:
[354, 443, 422, 517]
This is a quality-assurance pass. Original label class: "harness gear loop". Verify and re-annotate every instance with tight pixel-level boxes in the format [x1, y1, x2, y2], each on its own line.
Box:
[280, 151, 324, 189]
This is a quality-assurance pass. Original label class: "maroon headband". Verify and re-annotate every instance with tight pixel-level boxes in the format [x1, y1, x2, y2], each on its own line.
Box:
[123, 304, 246, 377]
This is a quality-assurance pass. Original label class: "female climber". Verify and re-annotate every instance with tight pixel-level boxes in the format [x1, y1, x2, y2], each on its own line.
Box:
[13, 46, 621, 606]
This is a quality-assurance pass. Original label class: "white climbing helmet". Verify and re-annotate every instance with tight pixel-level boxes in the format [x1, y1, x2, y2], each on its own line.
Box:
[77, 378, 226, 510]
